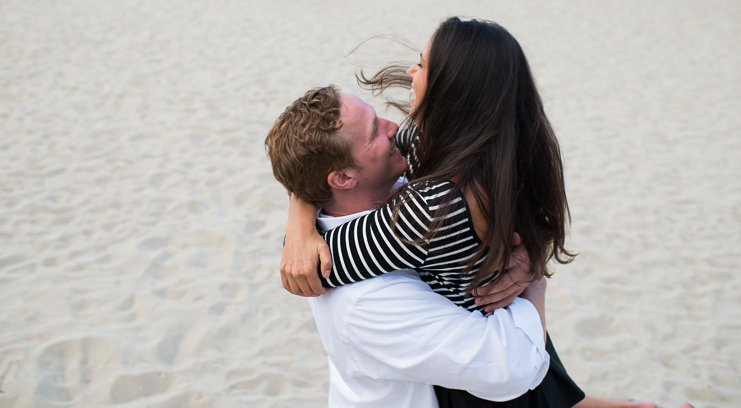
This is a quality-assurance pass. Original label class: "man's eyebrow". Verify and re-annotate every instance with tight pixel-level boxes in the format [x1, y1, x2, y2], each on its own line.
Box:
[371, 114, 378, 140]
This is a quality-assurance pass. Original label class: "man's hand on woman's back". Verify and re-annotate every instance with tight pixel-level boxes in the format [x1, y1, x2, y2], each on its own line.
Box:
[474, 233, 533, 313]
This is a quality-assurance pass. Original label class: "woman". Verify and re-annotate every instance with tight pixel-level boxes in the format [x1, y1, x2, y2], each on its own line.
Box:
[282, 17, 677, 408]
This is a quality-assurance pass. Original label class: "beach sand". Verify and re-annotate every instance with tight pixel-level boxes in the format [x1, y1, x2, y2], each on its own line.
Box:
[1, 0, 739, 407]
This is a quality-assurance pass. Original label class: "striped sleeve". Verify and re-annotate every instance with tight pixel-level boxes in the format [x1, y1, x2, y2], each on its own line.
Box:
[319, 184, 435, 287]
[394, 125, 417, 157]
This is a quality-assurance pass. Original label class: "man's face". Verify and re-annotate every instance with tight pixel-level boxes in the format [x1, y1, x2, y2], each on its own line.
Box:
[338, 93, 407, 191]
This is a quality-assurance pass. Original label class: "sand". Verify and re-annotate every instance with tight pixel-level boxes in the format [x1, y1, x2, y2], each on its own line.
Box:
[0, 0, 739, 407]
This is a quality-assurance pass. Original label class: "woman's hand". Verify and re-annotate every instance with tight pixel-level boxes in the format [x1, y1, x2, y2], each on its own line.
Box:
[280, 195, 332, 297]
[474, 233, 531, 313]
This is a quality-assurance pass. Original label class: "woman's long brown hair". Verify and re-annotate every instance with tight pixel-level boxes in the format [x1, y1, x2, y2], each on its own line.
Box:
[358, 17, 576, 294]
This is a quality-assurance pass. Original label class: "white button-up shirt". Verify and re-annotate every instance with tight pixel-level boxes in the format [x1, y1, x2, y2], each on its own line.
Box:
[309, 210, 549, 408]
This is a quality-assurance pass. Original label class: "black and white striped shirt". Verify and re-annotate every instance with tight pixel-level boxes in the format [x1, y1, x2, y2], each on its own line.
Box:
[320, 127, 494, 312]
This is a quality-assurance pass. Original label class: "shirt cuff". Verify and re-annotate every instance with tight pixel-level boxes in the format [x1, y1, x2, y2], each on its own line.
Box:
[507, 297, 550, 389]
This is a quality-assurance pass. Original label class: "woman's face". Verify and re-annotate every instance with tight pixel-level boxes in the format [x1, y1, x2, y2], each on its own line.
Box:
[406, 37, 432, 114]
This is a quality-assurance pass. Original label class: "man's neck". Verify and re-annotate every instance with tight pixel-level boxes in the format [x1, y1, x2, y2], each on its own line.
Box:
[322, 188, 388, 217]
[324, 177, 406, 217]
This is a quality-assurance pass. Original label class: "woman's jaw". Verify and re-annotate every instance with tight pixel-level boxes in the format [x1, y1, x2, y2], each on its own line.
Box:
[407, 36, 431, 115]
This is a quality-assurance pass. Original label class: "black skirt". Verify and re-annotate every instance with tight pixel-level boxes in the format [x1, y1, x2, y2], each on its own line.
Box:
[435, 333, 585, 408]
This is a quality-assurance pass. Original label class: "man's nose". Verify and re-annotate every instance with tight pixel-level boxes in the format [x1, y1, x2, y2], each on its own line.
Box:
[382, 119, 398, 137]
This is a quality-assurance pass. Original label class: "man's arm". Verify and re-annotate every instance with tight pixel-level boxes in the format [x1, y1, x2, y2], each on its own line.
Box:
[344, 271, 549, 402]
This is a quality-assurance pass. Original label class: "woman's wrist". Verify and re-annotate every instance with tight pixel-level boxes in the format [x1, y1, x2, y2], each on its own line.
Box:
[287, 194, 320, 233]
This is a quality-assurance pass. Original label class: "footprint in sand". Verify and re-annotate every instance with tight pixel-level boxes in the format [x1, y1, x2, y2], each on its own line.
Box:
[110, 372, 175, 404]
[35, 337, 118, 403]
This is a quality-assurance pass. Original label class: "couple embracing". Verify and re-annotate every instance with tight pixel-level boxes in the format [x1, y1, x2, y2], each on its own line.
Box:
[266, 17, 691, 408]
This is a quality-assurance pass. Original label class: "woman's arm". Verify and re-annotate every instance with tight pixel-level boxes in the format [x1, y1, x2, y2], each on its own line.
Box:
[319, 188, 430, 287]
[394, 125, 417, 156]
[282, 184, 434, 297]
[279, 125, 416, 297]
[280, 126, 420, 296]
[280, 194, 332, 296]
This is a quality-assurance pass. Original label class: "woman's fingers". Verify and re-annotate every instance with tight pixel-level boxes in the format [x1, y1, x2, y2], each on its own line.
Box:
[280, 225, 330, 296]
[283, 269, 303, 296]
[281, 256, 328, 297]
[296, 274, 325, 297]
[282, 267, 322, 296]
[280, 255, 312, 296]
[318, 240, 333, 279]
[280, 195, 326, 296]
[303, 262, 329, 296]
[482, 293, 519, 314]
[302, 236, 330, 295]
[281, 267, 292, 293]
[280, 262, 302, 296]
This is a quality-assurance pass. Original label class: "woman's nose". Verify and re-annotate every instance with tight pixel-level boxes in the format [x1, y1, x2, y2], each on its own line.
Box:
[406, 65, 416, 78]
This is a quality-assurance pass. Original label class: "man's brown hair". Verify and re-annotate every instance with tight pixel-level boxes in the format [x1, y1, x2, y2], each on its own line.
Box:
[265, 85, 354, 207]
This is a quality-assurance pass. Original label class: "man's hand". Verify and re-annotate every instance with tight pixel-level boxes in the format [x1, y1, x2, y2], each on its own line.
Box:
[474, 233, 532, 313]
[280, 195, 332, 297]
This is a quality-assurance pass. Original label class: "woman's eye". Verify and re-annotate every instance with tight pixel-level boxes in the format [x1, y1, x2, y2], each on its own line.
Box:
[417, 63, 423, 68]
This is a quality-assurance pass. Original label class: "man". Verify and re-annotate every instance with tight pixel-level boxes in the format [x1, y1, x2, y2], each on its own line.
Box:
[265, 85, 549, 407]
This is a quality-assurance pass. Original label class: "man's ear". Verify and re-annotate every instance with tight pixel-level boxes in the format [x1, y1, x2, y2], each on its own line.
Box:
[328, 170, 357, 190]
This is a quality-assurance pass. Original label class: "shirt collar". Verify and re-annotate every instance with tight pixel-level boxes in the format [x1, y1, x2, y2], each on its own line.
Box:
[316, 209, 372, 231]
[315, 176, 407, 231]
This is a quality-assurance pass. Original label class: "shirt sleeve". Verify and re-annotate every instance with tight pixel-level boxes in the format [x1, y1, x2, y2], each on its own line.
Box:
[394, 125, 417, 156]
[319, 186, 433, 287]
[345, 272, 549, 401]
